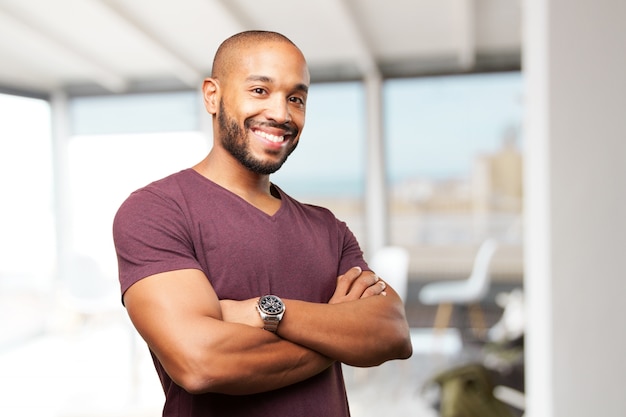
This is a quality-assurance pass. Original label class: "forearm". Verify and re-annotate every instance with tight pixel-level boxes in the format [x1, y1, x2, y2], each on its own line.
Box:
[217, 269, 413, 368]
[125, 271, 333, 396]
[168, 320, 333, 395]
[278, 290, 412, 367]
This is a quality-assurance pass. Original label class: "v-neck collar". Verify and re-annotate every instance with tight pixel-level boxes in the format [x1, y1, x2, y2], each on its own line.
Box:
[188, 168, 285, 219]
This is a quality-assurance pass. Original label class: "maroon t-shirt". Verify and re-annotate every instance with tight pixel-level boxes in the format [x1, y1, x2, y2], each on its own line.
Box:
[113, 168, 368, 417]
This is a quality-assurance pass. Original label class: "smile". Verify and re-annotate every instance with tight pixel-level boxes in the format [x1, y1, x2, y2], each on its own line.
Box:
[253, 129, 286, 143]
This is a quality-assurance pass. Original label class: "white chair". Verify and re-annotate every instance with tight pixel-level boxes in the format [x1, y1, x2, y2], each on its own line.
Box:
[418, 239, 499, 336]
[369, 246, 410, 303]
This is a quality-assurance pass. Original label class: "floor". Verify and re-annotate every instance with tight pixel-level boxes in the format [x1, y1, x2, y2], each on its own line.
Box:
[0, 283, 522, 417]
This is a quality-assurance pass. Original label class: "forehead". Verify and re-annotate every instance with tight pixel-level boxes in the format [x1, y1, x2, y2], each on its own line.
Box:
[227, 41, 310, 87]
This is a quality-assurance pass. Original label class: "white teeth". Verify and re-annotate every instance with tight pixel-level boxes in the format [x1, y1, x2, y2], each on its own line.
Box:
[256, 130, 285, 143]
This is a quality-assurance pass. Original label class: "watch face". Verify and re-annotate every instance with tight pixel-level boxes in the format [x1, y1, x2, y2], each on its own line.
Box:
[260, 295, 284, 315]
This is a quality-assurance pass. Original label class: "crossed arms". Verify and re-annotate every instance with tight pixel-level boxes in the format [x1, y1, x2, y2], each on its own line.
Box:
[123, 266, 413, 395]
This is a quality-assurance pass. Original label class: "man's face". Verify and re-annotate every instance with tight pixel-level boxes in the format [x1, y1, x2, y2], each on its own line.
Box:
[215, 41, 309, 175]
[217, 98, 298, 175]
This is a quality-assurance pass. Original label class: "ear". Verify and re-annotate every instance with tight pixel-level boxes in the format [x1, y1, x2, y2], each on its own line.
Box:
[202, 77, 219, 115]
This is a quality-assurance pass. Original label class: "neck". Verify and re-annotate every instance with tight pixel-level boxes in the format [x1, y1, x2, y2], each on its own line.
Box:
[193, 149, 274, 199]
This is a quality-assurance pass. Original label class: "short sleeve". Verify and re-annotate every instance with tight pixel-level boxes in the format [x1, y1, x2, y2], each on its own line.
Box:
[112, 187, 202, 298]
[336, 219, 370, 275]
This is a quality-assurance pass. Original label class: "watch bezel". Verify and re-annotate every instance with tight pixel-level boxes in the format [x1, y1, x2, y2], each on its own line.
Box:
[258, 295, 285, 315]
[257, 295, 285, 332]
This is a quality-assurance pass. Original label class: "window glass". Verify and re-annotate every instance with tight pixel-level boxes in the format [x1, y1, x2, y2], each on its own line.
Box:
[383, 72, 524, 286]
[384, 72, 523, 248]
[0, 93, 54, 349]
[0, 94, 54, 290]
[70, 91, 200, 135]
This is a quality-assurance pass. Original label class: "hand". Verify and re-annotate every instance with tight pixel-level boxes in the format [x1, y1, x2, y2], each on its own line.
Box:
[220, 298, 264, 329]
[328, 266, 386, 305]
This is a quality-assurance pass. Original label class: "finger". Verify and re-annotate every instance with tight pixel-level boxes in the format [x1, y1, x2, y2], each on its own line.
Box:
[335, 266, 363, 295]
[346, 271, 380, 297]
[360, 278, 388, 299]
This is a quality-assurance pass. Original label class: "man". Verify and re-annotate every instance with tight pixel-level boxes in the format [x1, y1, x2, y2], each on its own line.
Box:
[113, 30, 412, 417]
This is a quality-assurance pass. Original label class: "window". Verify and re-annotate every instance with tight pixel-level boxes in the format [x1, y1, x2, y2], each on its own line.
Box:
[0, 94, 54, 290]
[385, 72, 523, 246]
[384, 72, 524, 282]
[0, 93, 54, 347]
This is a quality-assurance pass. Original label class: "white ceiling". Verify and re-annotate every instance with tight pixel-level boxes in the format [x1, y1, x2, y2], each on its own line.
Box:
[0, 0, 521, 97]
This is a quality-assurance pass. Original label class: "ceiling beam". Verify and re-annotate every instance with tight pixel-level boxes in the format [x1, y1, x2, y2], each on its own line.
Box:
[212, 0, 255, 31]
[458, 0, 477, 69]
[336, 0, 380, 78]
[0, 2, 127, 93]
[96, 0, 204, 89]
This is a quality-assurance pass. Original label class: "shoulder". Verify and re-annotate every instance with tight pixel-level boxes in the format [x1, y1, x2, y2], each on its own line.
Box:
[117, 169, 198, 211]
[113, 169, 202, 234]
[138, 168, 201, 199]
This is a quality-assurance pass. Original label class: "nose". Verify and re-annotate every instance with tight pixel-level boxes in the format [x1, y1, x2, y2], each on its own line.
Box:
[264, 96, 291, 124]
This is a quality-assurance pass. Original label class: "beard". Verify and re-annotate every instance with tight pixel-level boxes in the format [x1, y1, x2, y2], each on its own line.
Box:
[217, 99, 298, 175]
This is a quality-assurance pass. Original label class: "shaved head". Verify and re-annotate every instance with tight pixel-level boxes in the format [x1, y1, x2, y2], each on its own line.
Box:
[201, 30, 310, 176]
[211, 31, 303, 79]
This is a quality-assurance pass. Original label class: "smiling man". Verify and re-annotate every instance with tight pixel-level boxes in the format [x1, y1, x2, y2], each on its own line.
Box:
[113, 31, 412, 417]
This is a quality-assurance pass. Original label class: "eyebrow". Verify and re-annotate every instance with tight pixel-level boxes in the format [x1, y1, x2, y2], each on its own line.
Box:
[246, 75, 309, 94]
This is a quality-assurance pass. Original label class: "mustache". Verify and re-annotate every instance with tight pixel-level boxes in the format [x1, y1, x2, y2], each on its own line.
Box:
[245, 119, 298, 136]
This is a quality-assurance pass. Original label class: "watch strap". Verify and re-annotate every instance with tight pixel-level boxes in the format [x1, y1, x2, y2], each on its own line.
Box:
[261, 315, 281, 332]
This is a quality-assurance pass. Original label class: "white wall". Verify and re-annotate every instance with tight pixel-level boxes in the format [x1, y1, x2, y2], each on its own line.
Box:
[524, 1, 626, 416]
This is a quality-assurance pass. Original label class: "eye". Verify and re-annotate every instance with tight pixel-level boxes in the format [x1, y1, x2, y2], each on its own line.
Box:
[289, 96, 305, 106]
[251, 87, 267, 95]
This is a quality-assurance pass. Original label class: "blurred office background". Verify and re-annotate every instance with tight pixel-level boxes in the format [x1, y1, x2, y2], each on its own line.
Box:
[0, 1, 624, 416]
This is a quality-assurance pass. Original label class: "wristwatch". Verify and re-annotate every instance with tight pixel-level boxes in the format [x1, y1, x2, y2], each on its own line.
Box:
[256, 295, 285, 332]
